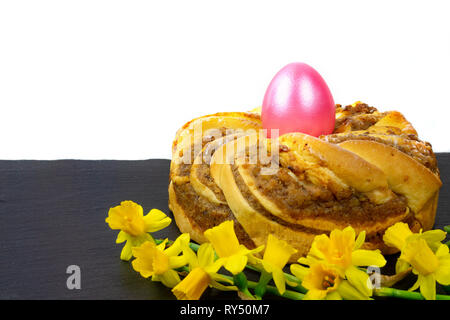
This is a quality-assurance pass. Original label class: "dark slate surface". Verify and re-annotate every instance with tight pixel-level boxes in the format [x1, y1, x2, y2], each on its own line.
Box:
[0, 155, 449, 300]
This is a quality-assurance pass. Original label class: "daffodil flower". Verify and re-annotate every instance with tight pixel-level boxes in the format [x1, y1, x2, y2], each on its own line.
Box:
[400, 239, 450, 300]
[105, 201, 172, 260]
[382, 222, 450, 300]
[131, 233, 190, 288]
[299, 226, 386, 297]
[172, 243, 237, 300]
[383, 222, 447, 272]
[383, 222, 446, 253]
[290, 262, 371, 300]
[255, 234, 297, 295]
[203, 220, 264, 275]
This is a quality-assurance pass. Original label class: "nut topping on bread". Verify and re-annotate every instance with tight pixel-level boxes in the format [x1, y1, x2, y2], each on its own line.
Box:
[169, 103, 442, 261]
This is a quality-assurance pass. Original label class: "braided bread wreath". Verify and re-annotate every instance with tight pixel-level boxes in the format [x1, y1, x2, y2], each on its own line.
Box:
[168, 102, 442, 262]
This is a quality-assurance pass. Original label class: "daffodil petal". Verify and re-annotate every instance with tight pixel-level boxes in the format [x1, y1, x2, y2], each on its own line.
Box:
[248, 255, 263, 268]
[435, 266, 450, 286]
[419, 274, 436, 300]
[204, 220, 241, 258]
[116, 230, 129, 244]
[263, 234, 297, 270]
[325, 291, 343, 300]
[304, 289, 326, 300]
[197, 243, 215, 268]
[246, 244, 265, 255]
[434, 245, 450, 285]
[261, 260, 274, 274]
[290, 264, 309, 281]
[297, 255, 321, 267]
[395, 258, 411, 274]
[131, 257, 154, 278]
[352, 249, 386, 267]
[409, 276, 420, 292]
[144, 209, 172, 232]
[183, 246, 199, 269]
[156, 238, 168, 251]
[159, 269, 181, 288]
[401, 238, 439, 275]
[437, 256, 450, 269]
[139, 233, 154, 245]
[383, 222, 413, 250]
[308, 234, 329, 260]
[354, 231, 366, 250]
[337, 280, 372, 300]
[169, 255, 188, 269]
[204, 259, 224, 274]
[345, 266, 372, 297]
[224, 255, 248, 275]
[272, 268, 286, 295]
[120, 240, 133, 261]
[435, 243, 450, 258]
[342, 226, 356, 244]
[421, 230, 447, 247]
[165, 233, 190, 256]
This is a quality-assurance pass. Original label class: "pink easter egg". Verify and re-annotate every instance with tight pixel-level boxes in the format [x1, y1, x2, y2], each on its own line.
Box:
[262, 62, 335, 137]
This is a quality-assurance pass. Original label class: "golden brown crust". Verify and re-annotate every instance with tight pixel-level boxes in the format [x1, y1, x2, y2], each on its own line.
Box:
[337, 140, 442, 215]
[415, 191, 440, 231]
[209, 135, 414, 260]
[279, 133, 391, 195]
[168, 102, 441, 261]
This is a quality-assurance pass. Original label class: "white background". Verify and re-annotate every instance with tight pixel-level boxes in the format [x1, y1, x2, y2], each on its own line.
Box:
[1, 0, 449, 160]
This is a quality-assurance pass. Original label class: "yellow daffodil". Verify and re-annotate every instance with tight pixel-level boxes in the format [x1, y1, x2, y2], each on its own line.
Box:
[257, 234, 297, 294]
[131, 233, 190, 288]
[203, 220, 264, 275]
[299, 226, 386, 297]
[401, 240, 450, 300]
[383, 222, 447, 273]
[172, 243, 236, 300]
[290, 262, 371, 300]
[383, 222, 450, 299]
[105, 201, 172, 260]
[172, 267, 211, 300]
[383, 222, 447, 254]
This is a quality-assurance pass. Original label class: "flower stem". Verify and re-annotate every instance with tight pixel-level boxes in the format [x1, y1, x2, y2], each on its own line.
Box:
[220, 272, 304, 300]
[374, 287, 450, 300]
[177, 262, 303, 300]
[247, 281, 304, 300]
[254, 270, 272, 299]
[160, 238, 306, 298]
[157, 238, 307, 294]
[233, 272, 256, 299]
[246, 264, 307, 294]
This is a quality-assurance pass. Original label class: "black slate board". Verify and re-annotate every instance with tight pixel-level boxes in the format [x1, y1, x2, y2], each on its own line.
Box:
[0, 155, 449, 300]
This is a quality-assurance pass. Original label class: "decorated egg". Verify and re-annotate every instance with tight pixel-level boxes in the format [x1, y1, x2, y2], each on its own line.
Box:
[262, 62, 335, 137]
